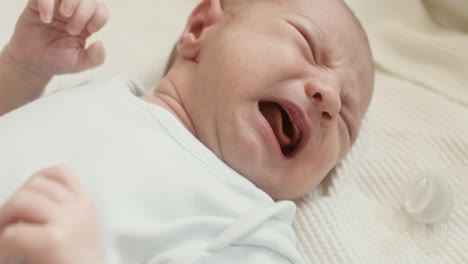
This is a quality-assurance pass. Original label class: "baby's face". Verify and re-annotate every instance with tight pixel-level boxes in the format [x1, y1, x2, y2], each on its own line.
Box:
[187, 0, 374, 199]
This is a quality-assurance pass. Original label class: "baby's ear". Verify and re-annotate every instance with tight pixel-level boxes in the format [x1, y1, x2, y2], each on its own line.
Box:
[178, 0, 223, 60]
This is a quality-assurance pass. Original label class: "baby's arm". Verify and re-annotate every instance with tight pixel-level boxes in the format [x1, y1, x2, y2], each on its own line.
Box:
[0, 0, 108, 116]
[0, 165, 104, 264]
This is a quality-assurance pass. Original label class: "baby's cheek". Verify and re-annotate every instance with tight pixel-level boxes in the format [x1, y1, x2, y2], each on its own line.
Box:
[220, 33, 303, 80]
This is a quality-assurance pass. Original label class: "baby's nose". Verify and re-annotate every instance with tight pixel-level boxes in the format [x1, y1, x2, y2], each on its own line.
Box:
[304, 80, 341, 120]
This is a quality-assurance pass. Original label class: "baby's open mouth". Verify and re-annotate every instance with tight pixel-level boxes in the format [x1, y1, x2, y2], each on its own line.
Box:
[259, 101, 302, 157]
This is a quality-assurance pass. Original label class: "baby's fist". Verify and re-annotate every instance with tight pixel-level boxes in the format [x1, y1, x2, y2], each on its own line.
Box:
[36, 0, 109, 36]
[0, 165, 103, 264]
[5, 0, 109, 78]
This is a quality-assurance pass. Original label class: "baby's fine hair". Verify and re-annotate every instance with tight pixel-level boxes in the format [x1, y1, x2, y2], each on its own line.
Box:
[163, 0, 367, 75]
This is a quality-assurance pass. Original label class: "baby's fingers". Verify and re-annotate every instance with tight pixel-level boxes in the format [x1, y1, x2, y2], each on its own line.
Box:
[67, 0, 97, 35]
[0, 223, 44, 264]
[34, 165, 87, 196]
[87, 2, 109, 34]
[36, 0, 55, 23]
[0, 190, 57, 231]
[75, 41, 106, 72]
[59, 0, 80, 18]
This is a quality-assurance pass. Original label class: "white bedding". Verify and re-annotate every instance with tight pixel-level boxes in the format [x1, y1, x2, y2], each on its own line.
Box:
[1, 0, 467, 263]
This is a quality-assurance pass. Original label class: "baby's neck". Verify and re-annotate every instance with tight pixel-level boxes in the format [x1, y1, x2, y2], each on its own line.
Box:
[140, 77, 197, 136]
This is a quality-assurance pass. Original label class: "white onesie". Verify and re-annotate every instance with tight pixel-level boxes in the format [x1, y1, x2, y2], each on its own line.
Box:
[0, 76, 304, 264]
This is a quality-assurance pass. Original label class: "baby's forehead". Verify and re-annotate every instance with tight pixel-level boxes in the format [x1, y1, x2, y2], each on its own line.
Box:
[232, 0, 373, 91]
[297, 0, 361, 34]
[255, 0, 363, 43]
[243, 0, 370, 70]
[285, 0, 367, 58]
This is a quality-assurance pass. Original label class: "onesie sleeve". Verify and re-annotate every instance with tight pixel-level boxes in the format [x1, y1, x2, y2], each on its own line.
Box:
[186, 245, 296, 263]
[144, 201, 305, 264]
[184, 215, 303, 264]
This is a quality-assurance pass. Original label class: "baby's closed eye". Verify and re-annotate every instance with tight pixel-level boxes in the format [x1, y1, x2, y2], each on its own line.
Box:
[286, 20, 317, 65]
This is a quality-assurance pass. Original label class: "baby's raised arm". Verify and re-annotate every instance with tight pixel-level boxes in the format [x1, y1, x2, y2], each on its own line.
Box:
[0, 165, 104, 264]
[0, 0, 109, 116]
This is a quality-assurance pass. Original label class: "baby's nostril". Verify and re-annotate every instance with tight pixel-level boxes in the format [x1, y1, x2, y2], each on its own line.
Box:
[313, 92, 323, 101]
[322, 112, 332, 120]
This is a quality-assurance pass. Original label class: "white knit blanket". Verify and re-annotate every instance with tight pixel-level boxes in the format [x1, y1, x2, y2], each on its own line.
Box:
[293, 0, 468, 263]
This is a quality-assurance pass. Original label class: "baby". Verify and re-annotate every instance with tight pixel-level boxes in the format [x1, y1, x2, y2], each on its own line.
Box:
[0, 0, 374, 263]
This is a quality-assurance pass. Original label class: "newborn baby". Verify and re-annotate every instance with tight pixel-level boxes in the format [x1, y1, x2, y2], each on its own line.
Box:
[158, 0, 374, 199]
[0, 0, 373, 263]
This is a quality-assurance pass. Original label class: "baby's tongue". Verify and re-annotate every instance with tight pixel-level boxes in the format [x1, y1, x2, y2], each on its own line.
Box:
[259, 102, 292, 146]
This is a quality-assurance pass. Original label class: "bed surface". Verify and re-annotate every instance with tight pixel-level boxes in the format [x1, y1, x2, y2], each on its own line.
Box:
[1, 0, 467, 263]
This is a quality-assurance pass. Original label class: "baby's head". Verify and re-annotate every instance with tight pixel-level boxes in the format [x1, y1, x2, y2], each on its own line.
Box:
[161, 0, 374, 200]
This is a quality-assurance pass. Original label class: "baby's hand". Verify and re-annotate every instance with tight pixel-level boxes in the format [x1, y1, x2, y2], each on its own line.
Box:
[0, 165, 104, 264]
[4, 0, 109, 79]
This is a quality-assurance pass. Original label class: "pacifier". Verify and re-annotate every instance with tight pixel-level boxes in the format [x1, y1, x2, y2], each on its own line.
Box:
[403, 170, 454, 224]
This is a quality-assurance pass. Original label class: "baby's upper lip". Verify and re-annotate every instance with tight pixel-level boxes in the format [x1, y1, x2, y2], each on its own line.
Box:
[258, 99, 311, 159]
